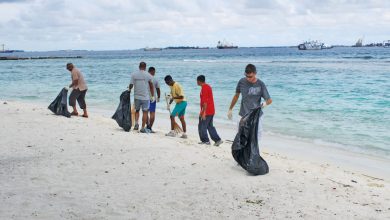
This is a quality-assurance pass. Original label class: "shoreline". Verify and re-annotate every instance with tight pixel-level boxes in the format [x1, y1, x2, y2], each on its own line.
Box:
[13, 96, 390, 162]
[1, 100, 389, 219]
[73, 103, 390, 163]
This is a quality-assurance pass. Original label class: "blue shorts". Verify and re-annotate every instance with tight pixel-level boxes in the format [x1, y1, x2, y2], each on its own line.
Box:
[171, 101, 187, 117]
[149, 101, 156, 112]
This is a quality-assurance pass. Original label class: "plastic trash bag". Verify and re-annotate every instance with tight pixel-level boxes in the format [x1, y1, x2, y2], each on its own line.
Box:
[48, 88, 71, 118]
[232, 106, 269, 175]
[112, 90, 132, 132]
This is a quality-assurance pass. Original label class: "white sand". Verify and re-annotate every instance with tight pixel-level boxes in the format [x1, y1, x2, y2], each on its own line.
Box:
[1, 101, 389, 219]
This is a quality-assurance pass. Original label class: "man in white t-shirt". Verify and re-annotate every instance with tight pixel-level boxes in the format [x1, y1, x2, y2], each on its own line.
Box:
[129, 62, 155, 133]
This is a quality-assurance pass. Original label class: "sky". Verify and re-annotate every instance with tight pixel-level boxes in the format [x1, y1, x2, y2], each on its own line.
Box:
[0, 0, 389, 51]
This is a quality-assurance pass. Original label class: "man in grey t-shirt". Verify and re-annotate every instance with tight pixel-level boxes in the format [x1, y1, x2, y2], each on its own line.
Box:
[228, 64, 272, 143]
[129, 62, 155, 133]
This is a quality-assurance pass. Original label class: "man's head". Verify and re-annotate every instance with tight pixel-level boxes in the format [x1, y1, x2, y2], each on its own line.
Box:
[245, 64, 257, 81]
[196, 75, 206, 86]
[164, 75, 174, 86]
[148, 67, 156, 76]
[66, 63, 74, 71]
[139, 62, 147, 70]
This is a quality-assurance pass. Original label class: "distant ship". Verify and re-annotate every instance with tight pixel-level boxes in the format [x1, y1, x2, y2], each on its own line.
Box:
[1, 44, 24, 53]
[298, 40, 332, 50]
[354, 38, 363, 47]
[383, 40, 390, 48]
[217, 40, 238, 49]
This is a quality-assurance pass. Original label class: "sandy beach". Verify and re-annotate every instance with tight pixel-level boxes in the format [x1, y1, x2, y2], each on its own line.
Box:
[1, 100, 389, 220]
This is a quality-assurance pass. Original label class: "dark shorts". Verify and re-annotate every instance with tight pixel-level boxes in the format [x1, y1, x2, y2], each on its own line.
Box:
[69, 89, 87, 109]
[149, 101, 156, 112]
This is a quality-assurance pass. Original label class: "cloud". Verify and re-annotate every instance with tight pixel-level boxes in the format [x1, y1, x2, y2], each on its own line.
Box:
[0, 0, 389, 50]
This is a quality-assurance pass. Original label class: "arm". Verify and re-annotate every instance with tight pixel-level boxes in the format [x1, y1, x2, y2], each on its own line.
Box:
[261, 81, 272, 107]
[148, 81, 154, 98]
[200, 103, 207, 120]
[168, 95, 183, 104]
[227, 93, 239, 119]
[262, 98, 272, 108]
[129, 74, 134, 92]
[69, 79, 78, 88]
[157, 88, 161, 99]
[229, 93, 240, 110]
[173, 95, 184, 100]
[228, 81, 241, 119]
[69, 70, 79, 88]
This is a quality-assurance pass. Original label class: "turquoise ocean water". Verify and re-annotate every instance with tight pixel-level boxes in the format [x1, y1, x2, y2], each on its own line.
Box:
[1, 47, 389, 158]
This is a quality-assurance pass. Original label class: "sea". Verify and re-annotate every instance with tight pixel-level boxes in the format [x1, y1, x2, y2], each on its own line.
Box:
[0, 47, 389, 159]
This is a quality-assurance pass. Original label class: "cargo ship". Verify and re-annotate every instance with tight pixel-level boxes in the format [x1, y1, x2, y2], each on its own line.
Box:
[217, 40, 238, 49]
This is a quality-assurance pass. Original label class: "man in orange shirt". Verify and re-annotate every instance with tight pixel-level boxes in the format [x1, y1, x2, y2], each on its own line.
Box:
[197, 75, 223, 146]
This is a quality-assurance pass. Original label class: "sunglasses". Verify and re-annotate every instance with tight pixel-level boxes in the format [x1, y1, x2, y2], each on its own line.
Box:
[245, 72, 255, 78]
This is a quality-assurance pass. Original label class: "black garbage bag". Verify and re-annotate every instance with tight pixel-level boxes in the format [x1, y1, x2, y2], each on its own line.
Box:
[112, 90, 132, 132]
[48, 88, 71, 118]
[232, 106, 269, 175]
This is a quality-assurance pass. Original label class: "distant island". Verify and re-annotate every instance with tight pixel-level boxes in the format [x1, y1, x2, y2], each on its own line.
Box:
[143, 46, 210, 51]
[0, 56, 83, 60]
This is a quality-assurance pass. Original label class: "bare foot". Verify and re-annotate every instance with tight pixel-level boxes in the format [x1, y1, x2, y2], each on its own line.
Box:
[82, 114, 88, 118]
[71, 111, 78, 116]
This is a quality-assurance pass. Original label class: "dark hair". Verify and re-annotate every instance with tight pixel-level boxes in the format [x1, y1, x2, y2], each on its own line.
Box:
[164, 75, 173, 82]
[148, 67, 155, 72]
[139, 62, 146, 70]
[245, 64, 256, 74]
[197, 75, 205, 83]
[66, 63, 74, 70]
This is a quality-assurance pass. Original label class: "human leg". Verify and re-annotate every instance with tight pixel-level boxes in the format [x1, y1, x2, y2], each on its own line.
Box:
[134, 99, 142, 130]
[198, 116, 209, 143]
[178, 116, 186, 133]
[69, 89, 81, 115]
[206, 115, 221, 142]
[140, 100, 150, 130]
[170, 116, 175, 130]
[165, 115, 177, 137]
[148, 101, 156, 129]
[76, 89, 88, 117]
[177, 101, 187, 135]
[170, 102, 183, 131]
